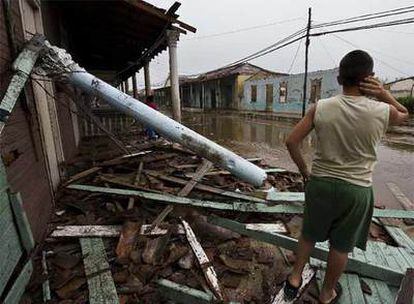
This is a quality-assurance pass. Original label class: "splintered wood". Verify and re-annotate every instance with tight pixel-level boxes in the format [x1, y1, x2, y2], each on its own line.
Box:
[115, 221, 140, 260]
[181, 219, 223, 301]
[271, 264, 315, 304]
[151, 159, 213, 228]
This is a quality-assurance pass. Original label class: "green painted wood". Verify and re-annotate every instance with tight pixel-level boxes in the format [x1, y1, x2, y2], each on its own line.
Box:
[9, 192, 34, 252]
[4, 260, 33, 304]
[79, 238, 119, 304]
[0, 160, 8, 192]
[68, 184, 414, 219]
[316, 271, 364, 304]
[0, 35, 45, 134]
[0, 223, 23, 295]
[384, 227, 414, 255]
[157, 279, 214, 303]
[0, 194, 13, 240]
[208, 216, 404, 286]
[266, 190, 305, 202]
[362, 278, 394, 304]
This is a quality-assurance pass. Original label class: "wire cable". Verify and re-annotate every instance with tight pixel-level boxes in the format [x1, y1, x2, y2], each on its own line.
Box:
[287, 39, 302, 73]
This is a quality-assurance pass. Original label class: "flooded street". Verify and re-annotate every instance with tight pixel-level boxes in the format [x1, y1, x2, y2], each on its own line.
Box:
[182, 112, 414, 209]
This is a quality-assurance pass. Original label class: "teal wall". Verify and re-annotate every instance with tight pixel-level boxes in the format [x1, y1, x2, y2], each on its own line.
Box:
[242, 68, 340, 114]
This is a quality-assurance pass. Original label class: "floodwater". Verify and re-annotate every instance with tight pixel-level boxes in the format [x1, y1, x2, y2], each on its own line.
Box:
[182, 112, 414, 209]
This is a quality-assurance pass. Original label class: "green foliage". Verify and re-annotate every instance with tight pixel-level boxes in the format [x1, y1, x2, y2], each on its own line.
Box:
[397, 96, 414, 113]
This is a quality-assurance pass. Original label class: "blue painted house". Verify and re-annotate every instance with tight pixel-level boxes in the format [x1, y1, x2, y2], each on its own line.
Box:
[242, 68, 341, 116]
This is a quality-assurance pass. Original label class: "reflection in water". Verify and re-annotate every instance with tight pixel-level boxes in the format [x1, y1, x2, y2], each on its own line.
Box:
[182, 112, 414, 209]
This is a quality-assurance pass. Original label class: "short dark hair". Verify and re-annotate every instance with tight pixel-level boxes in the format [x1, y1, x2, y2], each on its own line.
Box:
[338, 50, 374, 86]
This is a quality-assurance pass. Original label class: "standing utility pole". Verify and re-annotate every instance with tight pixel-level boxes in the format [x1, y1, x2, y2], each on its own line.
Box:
[302, 7, 312, 117]
[167, 29, 181, 122]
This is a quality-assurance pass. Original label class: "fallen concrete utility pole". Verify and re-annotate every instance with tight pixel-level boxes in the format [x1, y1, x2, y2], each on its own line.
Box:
[38, 42, 267, 186]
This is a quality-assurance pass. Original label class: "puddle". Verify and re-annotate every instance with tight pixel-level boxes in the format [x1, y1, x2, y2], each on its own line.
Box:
[183, 112, 414, 209]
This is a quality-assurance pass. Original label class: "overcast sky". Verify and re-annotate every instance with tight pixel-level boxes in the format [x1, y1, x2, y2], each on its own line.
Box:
[137, 0, 414, 88]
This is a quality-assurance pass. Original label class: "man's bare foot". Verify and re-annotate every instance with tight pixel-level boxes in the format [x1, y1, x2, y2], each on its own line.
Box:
[288, 273, 302, 288]
[319, 288, 337, 304]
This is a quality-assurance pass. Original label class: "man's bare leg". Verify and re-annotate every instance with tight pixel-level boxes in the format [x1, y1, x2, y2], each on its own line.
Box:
[289, 235, 315, 287]
[319, 247, 348, 303]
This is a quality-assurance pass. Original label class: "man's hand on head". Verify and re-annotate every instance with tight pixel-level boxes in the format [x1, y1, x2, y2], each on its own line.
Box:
[359, 76, 390, 102]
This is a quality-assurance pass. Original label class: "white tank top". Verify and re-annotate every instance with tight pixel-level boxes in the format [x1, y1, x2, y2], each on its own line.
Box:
[311, 94, 389, 187]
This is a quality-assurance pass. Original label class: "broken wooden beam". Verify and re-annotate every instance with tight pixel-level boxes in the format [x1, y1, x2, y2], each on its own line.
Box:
[0, 35, 45, 134]
[79, 238, 119, 304]
[272, 264, 314, 303]
[50, 224, 185, 238]
[387, 182, 414, 225]
[127, 162, 144, 209]
[157, 279, 214, 303]
[207, 216, 404, 286]
[145, 171, 266, 203]
[151, 159, 213, 228]
[185, 167, 285, 178]
[62, 167, 101, 187]
[115, 221, 140, 260]
[181, 219, 223, 300]
[67, 184, 414, 219]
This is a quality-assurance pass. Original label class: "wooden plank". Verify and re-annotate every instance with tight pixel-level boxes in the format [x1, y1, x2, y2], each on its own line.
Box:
[50, 225, 122, 238]
[50, 224, 186, 238]
[3, 261, 33, 304]
[272, 264, 314, 303]
[395, 268, 414, 304]
[79, 238, 119, 304]
[185, 167, 286, 178]
[67, 183, 301, 213]
[9, 192, 35, 252]
[67, 184, 414, 219]
[208, 216, 404, 286]
[146, 171, 266, 203]
[267, 190, 304, 202]
[384, 226, 414, 255]
[62, 167, 101, 187]
[151, 160, 213, 228]
[181, 219, 223, 300]
[178, 160, 213, 196]
[245, 223, 287, 234]
[127, 162, 144, 209]
[0, 194, 14, 239]
[157, 279, 214, 303]
[362, 278, 394, 304]
[0, 223, 23, 295]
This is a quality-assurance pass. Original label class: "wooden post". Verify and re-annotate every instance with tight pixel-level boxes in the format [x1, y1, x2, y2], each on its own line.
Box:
[132, 73, 138, 99]
[167, 29, 181, 122]
[301, 7, 312, 117]
[144, 62, 151, 97]
[124, 79, 129, 95]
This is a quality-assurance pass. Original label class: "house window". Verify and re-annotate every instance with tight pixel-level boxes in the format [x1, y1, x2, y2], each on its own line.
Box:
[251, 85, 257, 102]
[310, 79, 322, 103]
[279, 82, 287, 103]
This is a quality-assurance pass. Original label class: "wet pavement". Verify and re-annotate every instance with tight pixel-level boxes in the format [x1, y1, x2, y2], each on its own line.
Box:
[182, 112, 414, 209]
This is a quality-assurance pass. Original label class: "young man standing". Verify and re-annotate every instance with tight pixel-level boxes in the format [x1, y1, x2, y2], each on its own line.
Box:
[283, 50, 409, 303]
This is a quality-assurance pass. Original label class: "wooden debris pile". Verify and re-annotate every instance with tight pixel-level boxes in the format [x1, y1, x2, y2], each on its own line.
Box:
[26, 137, 413, 304]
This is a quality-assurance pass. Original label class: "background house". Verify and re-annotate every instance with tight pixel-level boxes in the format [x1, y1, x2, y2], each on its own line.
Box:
[155, 62, 285, 110]
[385, 77, 414, 98]
[242, 68, 340, 116]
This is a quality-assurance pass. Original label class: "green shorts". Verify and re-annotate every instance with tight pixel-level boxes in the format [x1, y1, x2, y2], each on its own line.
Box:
[302, 176, 374, 252]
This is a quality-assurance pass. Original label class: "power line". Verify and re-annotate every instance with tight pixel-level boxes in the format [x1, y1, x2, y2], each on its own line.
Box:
[316, 36, 336, 66]
[331, 34, 411, 76]
[312, 5, 414, 29]
[311, 17, 414, 37]
[184, 17, 304, 41]
[288, 40, 302, 73]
